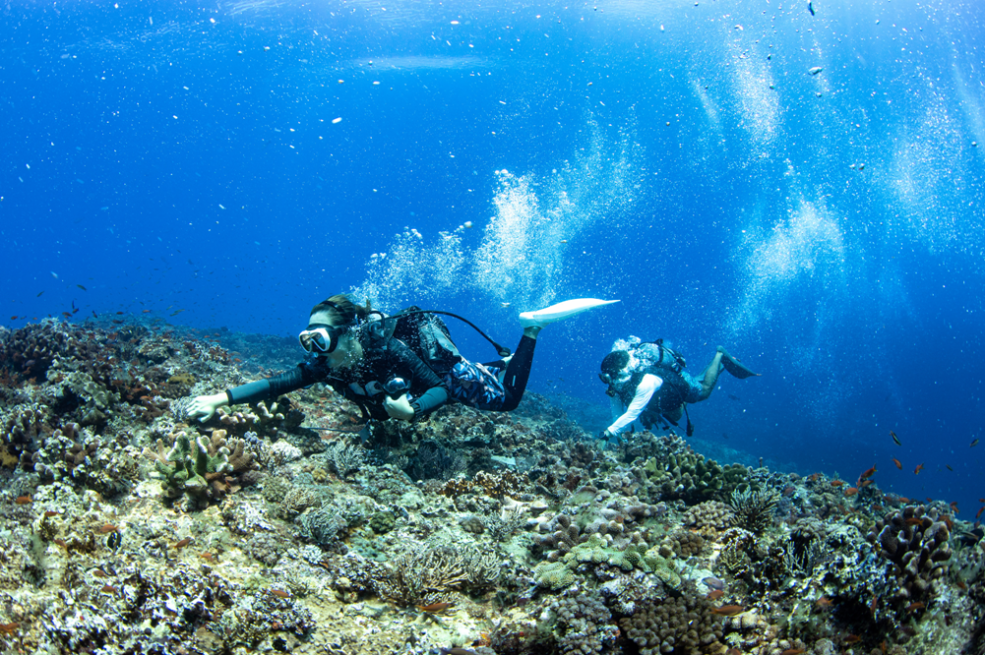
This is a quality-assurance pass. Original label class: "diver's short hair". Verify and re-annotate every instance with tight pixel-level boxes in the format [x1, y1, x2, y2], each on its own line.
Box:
[309, 294, 370, 326]
[600, 350, 630, 377]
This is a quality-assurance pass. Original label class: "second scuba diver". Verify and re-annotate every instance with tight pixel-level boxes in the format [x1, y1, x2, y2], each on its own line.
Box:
[598, 337, 759, 440]
[186, 295, 618, 424]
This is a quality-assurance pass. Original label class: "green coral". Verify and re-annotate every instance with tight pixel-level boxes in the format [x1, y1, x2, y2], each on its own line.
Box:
[569, 534, 650, 573]
[369, 511, 396, 534]
[143, 429, 231, 502]
[533, 560, 576, 590]
[642, 548, 683, 588]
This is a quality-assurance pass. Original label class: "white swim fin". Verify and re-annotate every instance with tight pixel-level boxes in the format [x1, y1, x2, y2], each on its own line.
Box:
[519, 298, 620, 329]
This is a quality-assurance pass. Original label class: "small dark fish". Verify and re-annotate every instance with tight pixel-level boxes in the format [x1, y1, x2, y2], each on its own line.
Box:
[43, 510, 60, 517]
[727, 393, 741, 401]
[170, 309, 185, 316]
[9, 316, 17, 320]
[77, 284, 87, 291]
[37, 291, 44, 297]
[946, 464, 953, 471]
[971, 439, 980, 448]
[890, 430, 901, 446]
[808, 1, 815, 16]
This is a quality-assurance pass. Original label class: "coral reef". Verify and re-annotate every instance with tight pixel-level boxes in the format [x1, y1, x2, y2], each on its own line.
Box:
[0, 317, 978, 654]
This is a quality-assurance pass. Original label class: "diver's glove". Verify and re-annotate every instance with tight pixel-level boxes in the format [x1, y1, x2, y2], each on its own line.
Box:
[384, 393, 416, 422]
[187, 392, 229, 422]
[598, 429, 620, 447]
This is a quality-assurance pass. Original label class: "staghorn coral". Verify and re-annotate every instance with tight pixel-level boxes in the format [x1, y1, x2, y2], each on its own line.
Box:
[142, 428, 254, 508]
[866, 504, 952, 605]
[619, 594, 725, 655]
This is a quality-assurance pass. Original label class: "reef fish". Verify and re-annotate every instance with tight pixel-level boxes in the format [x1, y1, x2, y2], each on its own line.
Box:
[808, 1, 815, 16]
[711, 605, 745, 616]
[890, 430, 901, 446]
[892, 457, 902, 470]
[971, 438, 980, 448]
[914, 463, 925, 475]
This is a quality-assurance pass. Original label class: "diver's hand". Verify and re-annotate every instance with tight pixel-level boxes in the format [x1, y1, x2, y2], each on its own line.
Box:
[187, 393, 229, 422]
[384, 393, 416, 422]
[598, 429, 619, 447]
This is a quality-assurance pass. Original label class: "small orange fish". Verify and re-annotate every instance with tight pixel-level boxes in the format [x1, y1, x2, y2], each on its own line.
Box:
[417, 602, 454, 613]
[174, 537, 193, 549]
[830, 480, 845, 487]
[859, 480, 873, 488]
[91, 569, 107, 578]
[0, 622, 18, 635]
[859, 465, 877, 480]
[101, 584, 117, 594]
[906, 601, 925, 613]
[14, 495, 32, 505]
[844, 487, 858, 497]
[268, 589, 291, 599]
[815, 597, 833, 608]
[892, 457, 902, 470]
[95, 524, 118, 534]
[914, 463, 925, 475]
[956, 579, 968, 590]
[711, 605, 745, 616]
[975, 506, 984, 520]
[904, 518, 924, 526]
[53, 538, 67, 548]
[780, 649, 806, 655]
[200, 552, 216, 562]
[844, 634, 861, 644]
[706, 589, 725, 600]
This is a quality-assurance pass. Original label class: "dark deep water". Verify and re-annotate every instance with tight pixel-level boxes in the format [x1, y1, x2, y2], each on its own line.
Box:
[2, 0, 983, 513]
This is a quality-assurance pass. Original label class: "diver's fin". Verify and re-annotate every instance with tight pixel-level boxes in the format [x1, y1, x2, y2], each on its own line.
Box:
[717, 347, 760, 379]
[519, 298, 619, 329]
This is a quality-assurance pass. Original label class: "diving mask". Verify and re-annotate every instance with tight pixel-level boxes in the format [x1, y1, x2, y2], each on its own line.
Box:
[298, 324, 346, 354]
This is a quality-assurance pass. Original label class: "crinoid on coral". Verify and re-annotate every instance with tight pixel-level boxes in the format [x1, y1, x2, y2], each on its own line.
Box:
[866, 504, 952, 607]
[729, 487, 780, 534]
[376, 543, 500, 607]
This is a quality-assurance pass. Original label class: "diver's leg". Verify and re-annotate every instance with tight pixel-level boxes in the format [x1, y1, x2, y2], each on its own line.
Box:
[498, 335, 537, 411]
[696, 351, 725, 401]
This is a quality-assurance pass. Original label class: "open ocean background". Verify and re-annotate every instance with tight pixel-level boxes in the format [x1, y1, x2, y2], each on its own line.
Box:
[2, 1, 983, 514]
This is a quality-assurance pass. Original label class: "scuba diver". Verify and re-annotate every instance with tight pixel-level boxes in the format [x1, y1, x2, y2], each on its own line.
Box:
[598, 336, 759, 440]
[186, 295, 618, 423]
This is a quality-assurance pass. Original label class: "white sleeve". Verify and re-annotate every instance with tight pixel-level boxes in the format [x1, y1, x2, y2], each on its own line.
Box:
[607, 374, 663, 434]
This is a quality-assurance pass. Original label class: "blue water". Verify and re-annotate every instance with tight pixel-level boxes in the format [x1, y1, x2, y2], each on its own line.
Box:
[2, 1, 983, 514]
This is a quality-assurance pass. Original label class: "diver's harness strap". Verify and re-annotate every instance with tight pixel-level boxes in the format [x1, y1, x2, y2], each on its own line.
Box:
[365, 309, 512, 358]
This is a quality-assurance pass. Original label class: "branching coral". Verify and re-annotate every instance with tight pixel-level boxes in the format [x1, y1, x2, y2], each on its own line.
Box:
[143, 428, 254, 507]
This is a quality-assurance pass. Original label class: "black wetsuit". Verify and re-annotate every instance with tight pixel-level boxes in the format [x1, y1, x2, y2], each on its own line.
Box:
[224, 337, 448, 421]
